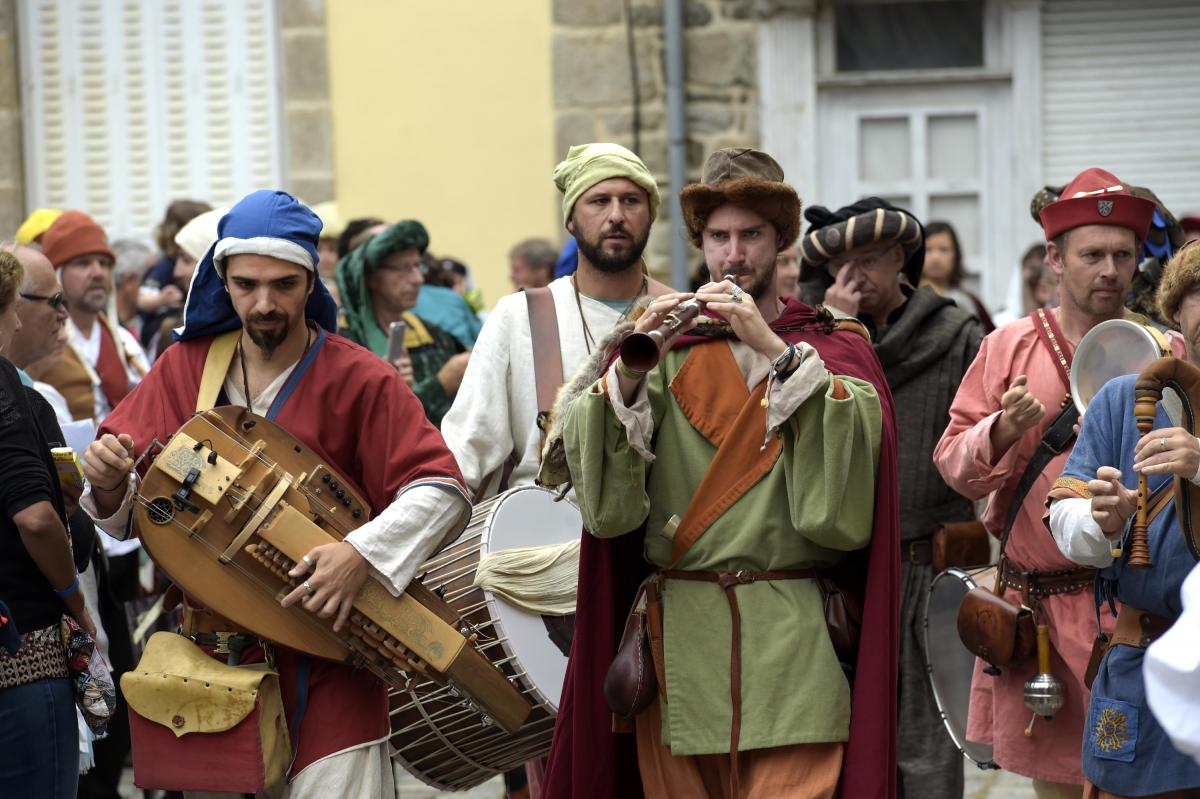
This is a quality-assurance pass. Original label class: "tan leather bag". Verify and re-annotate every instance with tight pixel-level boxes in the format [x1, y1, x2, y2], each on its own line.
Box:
[932, 520, 992, 573]
[955, 568, 1036, 669]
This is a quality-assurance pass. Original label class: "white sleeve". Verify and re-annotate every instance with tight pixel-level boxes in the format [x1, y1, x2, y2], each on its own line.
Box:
[1145, 563, 1200, 766]
[439, 299, 516, 495]
[344, 485, 470, 596]
[1048, 496, 1118, 568]
[605, 364, 655, 461]
[80, 473, 137, 540]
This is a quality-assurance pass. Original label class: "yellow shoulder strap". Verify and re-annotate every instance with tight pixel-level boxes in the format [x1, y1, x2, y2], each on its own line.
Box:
[196, 330, 242, 412]
[401, 311, 435, 348]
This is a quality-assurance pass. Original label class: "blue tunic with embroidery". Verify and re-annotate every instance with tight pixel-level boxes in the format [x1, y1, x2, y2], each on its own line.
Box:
[1059, 374, 1200, 795]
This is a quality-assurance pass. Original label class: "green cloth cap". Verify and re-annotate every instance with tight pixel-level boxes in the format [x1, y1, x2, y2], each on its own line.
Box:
[553, 142, 660, 227]
[335, 219, 429, 355]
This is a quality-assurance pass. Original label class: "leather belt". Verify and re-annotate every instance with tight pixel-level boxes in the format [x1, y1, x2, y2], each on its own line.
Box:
[999, 556, 1095, 601]
[661, 568, 818, 799]
[906, 538, 933, 566]
[1110, 604, 1172, 649]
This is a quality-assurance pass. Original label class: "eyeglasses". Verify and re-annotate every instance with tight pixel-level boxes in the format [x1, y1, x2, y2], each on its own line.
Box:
[825, 244, 900, 277]
[19, 291, 66, 311]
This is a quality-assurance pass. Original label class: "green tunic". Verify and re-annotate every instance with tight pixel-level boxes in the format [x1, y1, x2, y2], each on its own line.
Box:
[563, 341, 881, 755]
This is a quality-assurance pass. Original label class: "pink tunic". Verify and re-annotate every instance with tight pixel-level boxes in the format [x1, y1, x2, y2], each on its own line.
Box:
[933, 313, 1184, 784]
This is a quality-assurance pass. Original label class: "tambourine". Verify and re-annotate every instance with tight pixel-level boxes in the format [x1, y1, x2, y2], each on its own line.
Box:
[1070, 318, 1171, 413]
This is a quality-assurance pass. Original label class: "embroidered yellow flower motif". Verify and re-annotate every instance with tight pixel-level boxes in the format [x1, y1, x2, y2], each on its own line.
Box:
[1094, 706, 1130, 753]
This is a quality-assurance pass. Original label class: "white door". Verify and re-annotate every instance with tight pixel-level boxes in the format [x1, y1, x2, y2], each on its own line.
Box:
[816, 80, 1017, 309]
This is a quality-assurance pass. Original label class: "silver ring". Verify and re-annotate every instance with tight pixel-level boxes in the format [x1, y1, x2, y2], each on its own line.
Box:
[729, 285, 745, 304]
[1161, 437, 1167, 452]
[303, 580, 315, 595]
[302, 555, 314, 567]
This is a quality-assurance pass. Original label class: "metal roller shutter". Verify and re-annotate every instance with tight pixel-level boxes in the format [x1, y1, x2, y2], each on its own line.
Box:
[1042, 0, 1200, 215]
[17, 0, 283, 241]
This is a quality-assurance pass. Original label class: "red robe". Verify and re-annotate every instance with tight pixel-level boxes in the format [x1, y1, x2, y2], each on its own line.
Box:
[541, 299, 901, 799]
[100, 326, 467, 774]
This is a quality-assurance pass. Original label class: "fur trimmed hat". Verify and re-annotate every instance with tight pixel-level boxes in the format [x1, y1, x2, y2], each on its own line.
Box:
[1157, 241, 1200, 326]
[678, 148, 801, 249]
[798, 197, 924, 284]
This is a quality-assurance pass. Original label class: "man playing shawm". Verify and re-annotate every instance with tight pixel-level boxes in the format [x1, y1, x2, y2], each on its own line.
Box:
[79, 191, 470, 798]
[555, 148, 900, 799]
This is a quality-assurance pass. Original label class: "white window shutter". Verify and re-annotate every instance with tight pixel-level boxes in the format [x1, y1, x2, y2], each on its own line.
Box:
[1043, 0, 1200, 214]
[18, 0, 283, 242]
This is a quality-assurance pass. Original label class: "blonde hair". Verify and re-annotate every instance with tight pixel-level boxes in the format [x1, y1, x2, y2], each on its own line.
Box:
[0, 249, 24, 315]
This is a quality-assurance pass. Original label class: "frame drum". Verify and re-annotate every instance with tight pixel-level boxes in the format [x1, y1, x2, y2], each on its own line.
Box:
[925, 567, 998, 769]
[1071, 318, 1170, 413]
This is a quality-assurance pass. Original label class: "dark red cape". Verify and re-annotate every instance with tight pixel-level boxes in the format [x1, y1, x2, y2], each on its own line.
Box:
[541, 299, 900, 799]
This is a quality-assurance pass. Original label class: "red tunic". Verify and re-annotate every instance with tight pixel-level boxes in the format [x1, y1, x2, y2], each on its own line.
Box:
[100, 327, 467, 774]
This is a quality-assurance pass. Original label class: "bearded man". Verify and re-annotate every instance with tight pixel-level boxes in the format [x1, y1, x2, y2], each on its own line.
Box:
[935, 168, 1183, 798]
[37, 211, 149, 422]
[1047, 242, 1200, 798]
[550, 148, 900, 799]
[440, 142, 665, 497]
[79, 191, 470, 798]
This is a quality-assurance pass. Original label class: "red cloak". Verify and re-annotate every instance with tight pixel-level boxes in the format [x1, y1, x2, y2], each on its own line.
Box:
[541, 299, 900, 799]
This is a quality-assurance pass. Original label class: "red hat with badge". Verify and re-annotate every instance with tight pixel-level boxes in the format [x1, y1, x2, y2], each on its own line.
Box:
[1039, 167, 1157, 242]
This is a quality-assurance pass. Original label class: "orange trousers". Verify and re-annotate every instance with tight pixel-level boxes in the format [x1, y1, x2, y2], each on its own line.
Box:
[634, 699, 843, 799]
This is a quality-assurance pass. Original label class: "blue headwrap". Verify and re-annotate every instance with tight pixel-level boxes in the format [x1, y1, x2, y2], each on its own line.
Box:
[174, 190, 339, 341]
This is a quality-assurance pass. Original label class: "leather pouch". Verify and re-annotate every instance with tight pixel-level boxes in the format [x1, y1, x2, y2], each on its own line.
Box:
[604, 577, 659, 719]
[1084, 633, 1111, 690]
[932, 520, 992, 573]
[122, 632, 289, 793]
[955, 583, 1036, 669]
[817, 576, 863, 667]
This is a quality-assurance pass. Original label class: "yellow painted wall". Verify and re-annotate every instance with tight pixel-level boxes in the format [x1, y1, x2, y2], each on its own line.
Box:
[325, 3, 558, 310]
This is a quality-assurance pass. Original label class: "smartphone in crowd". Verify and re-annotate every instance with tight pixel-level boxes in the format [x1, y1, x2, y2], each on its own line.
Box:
[386, 320, 409, 362]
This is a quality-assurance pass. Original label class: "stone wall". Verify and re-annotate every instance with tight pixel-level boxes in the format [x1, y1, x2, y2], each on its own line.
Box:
[279, 0, 336, 205]
[552, 0, 761, 279]
[0, 0, 22, 239]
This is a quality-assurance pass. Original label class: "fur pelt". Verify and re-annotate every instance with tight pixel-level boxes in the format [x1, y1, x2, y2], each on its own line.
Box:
[537, 299, 650, 488]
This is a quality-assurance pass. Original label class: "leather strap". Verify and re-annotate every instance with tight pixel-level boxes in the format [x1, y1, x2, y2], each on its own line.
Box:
[662, 568, 817, 799]
[524, 288, 563, 440]
[998, 400, 1079, 559]
[1033, 308, 1073, 393]
[999, 558, 1095, 600]
[1110, 603, 1172, 649]
[196, 330, 242, 413]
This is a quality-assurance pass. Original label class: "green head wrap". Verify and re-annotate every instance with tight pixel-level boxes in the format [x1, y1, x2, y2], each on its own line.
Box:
[335, 220, 429, 356]
[553, 142, 660, 227]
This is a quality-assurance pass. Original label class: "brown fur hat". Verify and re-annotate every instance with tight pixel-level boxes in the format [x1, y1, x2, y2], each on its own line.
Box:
[679, 148, 801, 250]
[1158, 241, 1200, 326]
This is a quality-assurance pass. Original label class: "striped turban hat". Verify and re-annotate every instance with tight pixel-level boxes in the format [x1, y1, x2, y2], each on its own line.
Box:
[799, 197, 924, 284]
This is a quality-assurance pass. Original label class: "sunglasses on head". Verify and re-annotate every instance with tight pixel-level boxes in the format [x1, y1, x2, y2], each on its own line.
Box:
[20, 290, 66, 311]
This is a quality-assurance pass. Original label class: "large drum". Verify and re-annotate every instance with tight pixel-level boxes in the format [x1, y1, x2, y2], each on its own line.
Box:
[389, 486, 582, 790]
[925, 566, 998, 769]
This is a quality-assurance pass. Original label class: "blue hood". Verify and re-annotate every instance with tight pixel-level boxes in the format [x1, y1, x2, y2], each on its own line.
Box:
[175, 190, 339, 341]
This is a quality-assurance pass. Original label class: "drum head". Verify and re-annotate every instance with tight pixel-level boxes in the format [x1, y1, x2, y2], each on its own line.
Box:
[483, 486, 582, 711]
[926, 568, 996, 768]
[1071, 319, 1164, 414]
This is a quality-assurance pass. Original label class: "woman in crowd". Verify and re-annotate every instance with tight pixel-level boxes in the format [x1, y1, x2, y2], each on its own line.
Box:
[921, 220, 996, 332]
[0, 249, 95, 799]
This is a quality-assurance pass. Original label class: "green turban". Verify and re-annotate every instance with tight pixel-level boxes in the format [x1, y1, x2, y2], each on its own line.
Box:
[553, 142, 660, 227]
[336, 219, 429, 355]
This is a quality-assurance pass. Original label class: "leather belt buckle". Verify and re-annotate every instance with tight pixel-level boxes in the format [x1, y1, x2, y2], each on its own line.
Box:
[907, 539, 932, 566]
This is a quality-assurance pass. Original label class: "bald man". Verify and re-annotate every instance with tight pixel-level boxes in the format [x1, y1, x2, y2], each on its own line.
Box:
[4, 244, 69, 375]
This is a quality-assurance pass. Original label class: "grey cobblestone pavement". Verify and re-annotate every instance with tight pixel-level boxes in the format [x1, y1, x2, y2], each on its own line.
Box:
[122, 761, 1036, 797]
